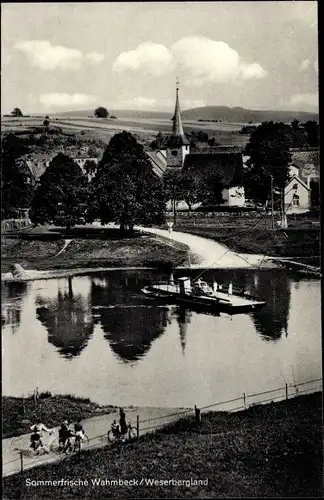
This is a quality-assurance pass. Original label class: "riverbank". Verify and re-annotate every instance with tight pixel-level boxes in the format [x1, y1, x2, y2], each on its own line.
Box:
[1, 231, 191, 274]
[2, 393, 116, 439]
[3, 393, 322, 498]
[175, 223, 320, 266]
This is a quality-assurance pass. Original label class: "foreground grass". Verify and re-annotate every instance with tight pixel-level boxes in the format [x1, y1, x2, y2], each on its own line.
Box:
[1, 232, 190, 273]
[2, 394, 115, 439]
[3, 393, 322, 499]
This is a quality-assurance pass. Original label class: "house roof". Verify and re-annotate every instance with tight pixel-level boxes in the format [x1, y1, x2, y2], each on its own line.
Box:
[285, 174, 310, 191]
[146, 150, 167, 178]
[183, 152, 244, 187]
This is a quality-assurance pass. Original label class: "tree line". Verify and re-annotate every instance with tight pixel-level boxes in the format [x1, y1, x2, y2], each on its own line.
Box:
[1, 121, 319, 228]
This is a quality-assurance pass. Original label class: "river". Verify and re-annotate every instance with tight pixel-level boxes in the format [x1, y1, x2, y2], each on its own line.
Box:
[1, 268, 321, 408]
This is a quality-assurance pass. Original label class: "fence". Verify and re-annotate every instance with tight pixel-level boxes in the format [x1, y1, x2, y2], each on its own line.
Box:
[1, 219, 32, 232]
[4, 377, 322, 476]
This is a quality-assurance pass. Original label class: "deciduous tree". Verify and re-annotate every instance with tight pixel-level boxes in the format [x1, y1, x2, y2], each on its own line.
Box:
[94, 107, 109, 118]
[1, 134, 34, 219]
[11, 107, 23, 117]
[243, 121, 292, 206]
[90, 131, 166, 231]
[30, 153, 89, 231]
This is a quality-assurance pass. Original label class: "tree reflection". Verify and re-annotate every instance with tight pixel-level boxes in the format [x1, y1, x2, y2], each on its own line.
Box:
[36, 277, 93, 359]
[250, 271, 291, 341]
[1, 281, 28, 333]
[91, 275, 170, 362]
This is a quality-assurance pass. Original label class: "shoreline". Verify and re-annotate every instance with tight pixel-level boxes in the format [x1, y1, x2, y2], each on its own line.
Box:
[3, 393, 322, 497]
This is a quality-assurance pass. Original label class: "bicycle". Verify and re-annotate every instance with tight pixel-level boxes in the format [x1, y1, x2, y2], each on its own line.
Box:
[61, 432, 89, 454]
[107, 422, 137, 443]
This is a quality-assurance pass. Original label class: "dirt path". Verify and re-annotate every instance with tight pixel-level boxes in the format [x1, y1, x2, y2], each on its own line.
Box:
[2, 405, 191, 477]
[137, 227, 276, 269]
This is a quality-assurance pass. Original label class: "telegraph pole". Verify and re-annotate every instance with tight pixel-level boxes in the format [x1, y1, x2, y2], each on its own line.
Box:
[270, 174, 275, 229]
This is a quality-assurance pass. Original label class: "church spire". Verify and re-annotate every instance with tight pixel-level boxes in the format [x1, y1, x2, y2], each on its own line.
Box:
[167, 78, 190, 146]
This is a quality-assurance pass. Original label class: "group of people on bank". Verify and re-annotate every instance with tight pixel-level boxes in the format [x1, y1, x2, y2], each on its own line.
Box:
[29, 408, 127, 453]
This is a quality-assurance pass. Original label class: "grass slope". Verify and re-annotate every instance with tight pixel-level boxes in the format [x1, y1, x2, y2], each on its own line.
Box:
[3, 393, 322, 498]
[3, 394, 115, 439]
[1, 231, 190, 273]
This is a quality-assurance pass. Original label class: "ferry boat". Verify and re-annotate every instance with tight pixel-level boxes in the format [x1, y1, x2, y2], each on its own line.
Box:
[142, 277, 266, 314]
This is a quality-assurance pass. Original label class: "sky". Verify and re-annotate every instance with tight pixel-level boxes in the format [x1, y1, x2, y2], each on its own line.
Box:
[1, 1, 318, 114]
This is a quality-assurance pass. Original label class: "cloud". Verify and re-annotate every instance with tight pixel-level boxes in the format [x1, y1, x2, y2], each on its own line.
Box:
[112, 36, 267, 85]
[39, 93, 97, 109]
[15, 40, 104, 70]
[290, 92, 318, 108]
[112, 42, 173, 76]
[172, 36, 267, 85]
[86, 52, 105, 64]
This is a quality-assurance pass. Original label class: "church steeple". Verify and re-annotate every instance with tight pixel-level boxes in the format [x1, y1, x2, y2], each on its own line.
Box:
[167, 78, 190, 147]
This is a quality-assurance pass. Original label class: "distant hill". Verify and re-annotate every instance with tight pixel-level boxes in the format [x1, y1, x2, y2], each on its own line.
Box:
[54, 109, 171, 120]
[52, 106, 318, 123]
[181, 106, 318, 124]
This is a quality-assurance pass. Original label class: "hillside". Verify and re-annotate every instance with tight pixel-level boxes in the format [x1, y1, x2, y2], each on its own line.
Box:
[52, 106, 318, 123]
[55, 109, 172, 120]
[182, 106, 319, 123]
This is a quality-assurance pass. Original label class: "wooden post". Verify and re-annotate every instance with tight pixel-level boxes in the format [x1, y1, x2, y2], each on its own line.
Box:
[136, 415, 139, 440]
[194, 405, 201, 424]
[78, 439, 81, 462]
[243, 393, 246, 410]
[20, 451, 24, 473]
[270, 174, 275, 229]
[285, 383, 288, 400]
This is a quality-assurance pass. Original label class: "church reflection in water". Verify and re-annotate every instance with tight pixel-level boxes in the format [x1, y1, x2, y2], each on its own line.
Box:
[35, 276, 94, 359]
[1, 281, 29, 334]
[91, 274, 170, 363]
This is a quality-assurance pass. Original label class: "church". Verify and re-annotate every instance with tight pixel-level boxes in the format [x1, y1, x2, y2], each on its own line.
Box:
[146, 83, 246, 209]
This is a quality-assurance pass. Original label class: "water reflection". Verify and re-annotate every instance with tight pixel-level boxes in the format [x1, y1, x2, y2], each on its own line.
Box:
[91, 275, 170, 362]
[171, 306, 193, 354]
[180, 269, 291, 342]
[35, 277, 94, 359]
[250, 271, 291, 341]
[1, 281, 28, 333]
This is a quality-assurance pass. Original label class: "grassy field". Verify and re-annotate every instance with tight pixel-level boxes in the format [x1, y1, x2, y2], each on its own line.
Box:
[3, 394, 115, 439]
[1, 116, 250, 148]
[174, 214, 320, 265]
[1, 228, 190, 273]
[3, 393, 322, 498]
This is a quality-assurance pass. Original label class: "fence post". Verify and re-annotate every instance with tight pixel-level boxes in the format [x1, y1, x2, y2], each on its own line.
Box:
[194, 405, 201, 424]
[285, 383, 288, 400]
[136, 415, 139, 440]
[20, 451, 24, 474]
[78, 439, 81, 462]
[243, 393, 246, 410]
